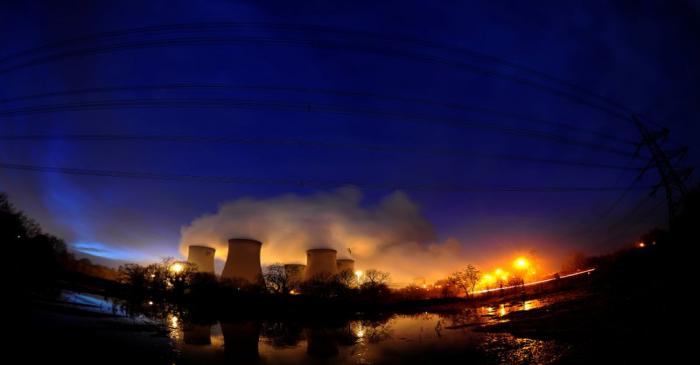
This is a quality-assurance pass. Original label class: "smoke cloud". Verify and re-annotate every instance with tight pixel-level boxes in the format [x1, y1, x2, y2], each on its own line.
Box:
[179, 187, 469, 284]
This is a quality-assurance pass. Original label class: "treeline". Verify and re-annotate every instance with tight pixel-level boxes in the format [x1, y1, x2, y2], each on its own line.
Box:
[115, 259, 394, 318]
[1, 192, 117, 294]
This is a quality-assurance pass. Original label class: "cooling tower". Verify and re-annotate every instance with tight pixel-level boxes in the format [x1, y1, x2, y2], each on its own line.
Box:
[187, 245, 216, 274]
[336, 259, 355, 273]
[304, 248, 338, 281]
[221, 238, 263, 284]
[284, 264, 306, 285]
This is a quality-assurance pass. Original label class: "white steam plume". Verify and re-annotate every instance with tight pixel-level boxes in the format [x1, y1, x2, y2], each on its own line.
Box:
[179, 187, 469, 284]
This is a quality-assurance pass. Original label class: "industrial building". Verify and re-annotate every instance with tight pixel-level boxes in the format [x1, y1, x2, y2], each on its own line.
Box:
[304, 248, 338, 281]
[190, 238, 356, 288]
[336, 258, 355, 274]
[221, 238, 263, 284]
[187, 245, 216, 274]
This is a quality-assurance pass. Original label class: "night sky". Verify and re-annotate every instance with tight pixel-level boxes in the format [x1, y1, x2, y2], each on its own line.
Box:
[1, 1, 698, 283]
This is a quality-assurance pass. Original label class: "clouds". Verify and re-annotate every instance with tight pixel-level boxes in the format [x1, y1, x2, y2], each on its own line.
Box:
[179, 187, 469, 284]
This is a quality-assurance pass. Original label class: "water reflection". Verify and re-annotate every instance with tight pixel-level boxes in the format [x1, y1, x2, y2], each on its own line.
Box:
[56, 289, 564, 364]
[476, 299, 543, 319]
[166, 299, 564, 365]
[221, 321, 260, 360]
[306, 327, 339, 358]
[183, 323, 211, 345]
[261, 321, 304, 348]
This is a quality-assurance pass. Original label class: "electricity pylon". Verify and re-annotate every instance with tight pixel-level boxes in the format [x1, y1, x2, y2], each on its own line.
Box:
[632, 115, 691, 224]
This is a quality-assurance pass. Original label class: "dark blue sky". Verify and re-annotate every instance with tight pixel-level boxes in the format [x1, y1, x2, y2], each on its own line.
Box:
[1, 1, 698, 274]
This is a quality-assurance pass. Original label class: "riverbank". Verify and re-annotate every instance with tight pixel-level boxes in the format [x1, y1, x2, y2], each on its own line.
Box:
[476, 249, 680, 364]
[29, 293, 175, 364]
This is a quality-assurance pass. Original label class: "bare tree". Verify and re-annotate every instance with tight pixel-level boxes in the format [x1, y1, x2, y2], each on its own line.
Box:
[285, 265, 305, 291]
[448, 265, 481, 298]
[336, 269, 357, 288]
[363, 269, 390, 286]
[264, 263, 291, 294]
[360, 269, 391, 297]
[507, 273, 525, 291]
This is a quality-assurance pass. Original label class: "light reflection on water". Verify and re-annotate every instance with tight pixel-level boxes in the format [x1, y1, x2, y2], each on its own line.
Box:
[169, 299, 565, 365]
[476, 299, 543, 319]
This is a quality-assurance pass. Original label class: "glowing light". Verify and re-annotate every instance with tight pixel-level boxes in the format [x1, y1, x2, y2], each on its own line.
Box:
[148, 301, 154, 305]
[499, 304, 506, 317]
[473, 268, 596, 294]
[289, 289, 300, 295]
[355, 270, 363, 282]
[170, 262, 184, 274]
[352, 323, 366, 339]
[166, 314, 182, 341]
[638, 242, 646, 248]
[513, 257, 529, 270]
[524, 300, 536, 311]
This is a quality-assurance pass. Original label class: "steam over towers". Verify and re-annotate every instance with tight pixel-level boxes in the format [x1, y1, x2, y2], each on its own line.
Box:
[304, 248, 338, 281]
[187, 245, 216, 273]
[221, 238, 263, 284]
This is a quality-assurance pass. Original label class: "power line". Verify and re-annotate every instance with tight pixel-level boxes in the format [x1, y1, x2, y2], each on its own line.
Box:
[0, 32, 639, 126]
[597, 158, 655, 219]
[0, 161, 656, 193]
[0, 83, 637, 145]
[0, 21, 645, 126]
[596, 195, 665, 249]
[0, 133, 644, 171]
[606, 193, 661, 232]
[0, 97, 639, 157]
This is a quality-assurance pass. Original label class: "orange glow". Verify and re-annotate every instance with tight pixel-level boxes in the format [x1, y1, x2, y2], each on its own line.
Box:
[473, 268, 595, 294]
[355, 270, 363, 280]
[170, 262, 185, 274]
[513, 257, 529, 270]
[638, 242, 646, 248]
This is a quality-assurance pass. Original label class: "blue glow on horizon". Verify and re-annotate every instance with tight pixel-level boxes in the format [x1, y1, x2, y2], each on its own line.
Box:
[72, 241, 157, 262]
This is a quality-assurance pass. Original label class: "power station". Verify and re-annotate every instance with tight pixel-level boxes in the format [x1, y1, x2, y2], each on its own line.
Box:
[221, 238, 263, 284]
[187, 240, 357, 289]
[187, 245, 216, 274]
[305, 248, 338, 281]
